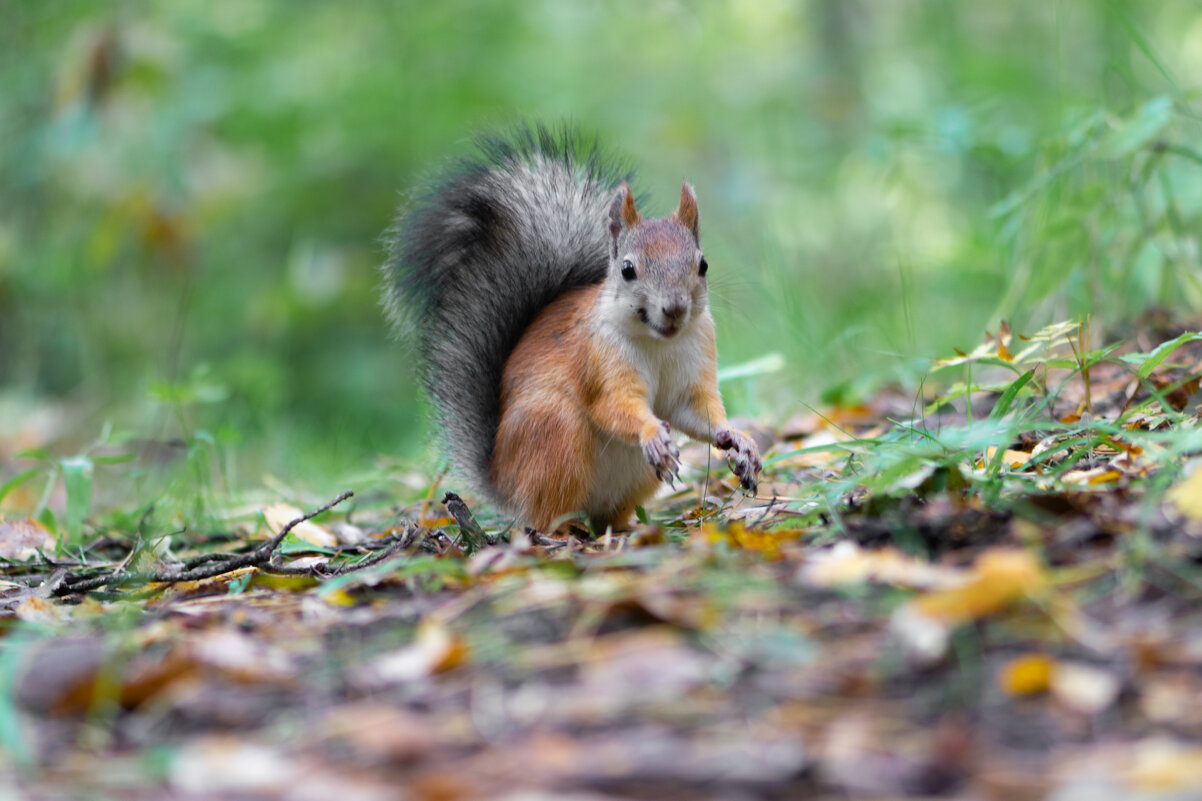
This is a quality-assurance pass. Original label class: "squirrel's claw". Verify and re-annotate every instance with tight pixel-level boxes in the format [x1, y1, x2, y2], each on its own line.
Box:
[643, 421, 681, 486]
[715, 426, 761, 497]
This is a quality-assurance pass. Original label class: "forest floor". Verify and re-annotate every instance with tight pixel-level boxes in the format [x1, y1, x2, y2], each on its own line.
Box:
[4, 316, 1202, 800]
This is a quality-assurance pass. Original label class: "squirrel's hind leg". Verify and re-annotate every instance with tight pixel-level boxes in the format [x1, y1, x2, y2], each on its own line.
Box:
[492, 398, 593, 533]
[587, 467, 661, 536]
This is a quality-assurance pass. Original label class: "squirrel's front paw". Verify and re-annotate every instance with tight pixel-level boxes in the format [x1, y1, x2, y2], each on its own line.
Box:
[641, 421, 681, 484]
[715, 427, 762, 495]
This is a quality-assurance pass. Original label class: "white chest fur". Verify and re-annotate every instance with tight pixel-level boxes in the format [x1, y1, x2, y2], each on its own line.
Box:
[615, 311, 713, 418]
[583, 311, 715, 518]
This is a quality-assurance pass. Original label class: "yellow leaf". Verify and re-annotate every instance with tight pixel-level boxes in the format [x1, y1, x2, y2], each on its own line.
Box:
[321, 588, 357, 608]
[911, 548, 1047, 624]
[250, 572, 319, 591]
[1061, 467, 1122, 486]
[981, 447, 1032, 470]
[803, 541, 963, 589]
[1168, 469, 1202, 520]
[999, 653, 1053, 696]
[701, 521, 792, 559]
[263, 502, 337, 548]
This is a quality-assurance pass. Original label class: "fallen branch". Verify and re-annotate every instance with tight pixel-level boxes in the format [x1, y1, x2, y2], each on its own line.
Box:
[52, 490, 355, 597]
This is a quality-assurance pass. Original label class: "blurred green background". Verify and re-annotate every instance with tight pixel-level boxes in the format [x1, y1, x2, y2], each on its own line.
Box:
[3, 1, 1202, 500]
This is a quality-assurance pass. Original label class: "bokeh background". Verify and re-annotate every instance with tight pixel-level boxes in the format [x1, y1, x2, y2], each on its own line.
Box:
[3, 1, 1202, 492]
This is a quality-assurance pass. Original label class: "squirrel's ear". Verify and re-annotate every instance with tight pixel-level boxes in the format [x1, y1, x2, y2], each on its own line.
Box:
[673, 181, 700, 243]
[608, 183, 640, 258]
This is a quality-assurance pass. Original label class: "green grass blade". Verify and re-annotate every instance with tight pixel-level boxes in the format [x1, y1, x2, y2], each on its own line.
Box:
[989, 370, 1036, 421]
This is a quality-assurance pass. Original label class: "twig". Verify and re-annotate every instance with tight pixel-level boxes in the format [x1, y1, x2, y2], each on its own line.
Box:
[321, 536, 410, 577]
[755, 495, 780, 526]
[53, 490, 355, 597]
[268, 524, 425, 577]
[442, 492, 492, 552]
[530, 532, 568, 551]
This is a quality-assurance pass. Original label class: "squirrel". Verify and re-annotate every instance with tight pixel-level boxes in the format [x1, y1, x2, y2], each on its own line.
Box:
[384, 125, 761, 533]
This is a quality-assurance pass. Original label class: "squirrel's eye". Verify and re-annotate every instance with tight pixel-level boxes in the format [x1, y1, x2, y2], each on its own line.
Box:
[698, 257, 709, 277]
[621, 259, 636, 281]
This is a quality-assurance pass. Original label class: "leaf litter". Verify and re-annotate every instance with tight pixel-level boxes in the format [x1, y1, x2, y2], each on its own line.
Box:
[3, 318, 1202, 798]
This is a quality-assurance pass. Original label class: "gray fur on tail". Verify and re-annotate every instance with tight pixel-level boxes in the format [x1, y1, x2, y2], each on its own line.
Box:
[383, 125, 629, 498]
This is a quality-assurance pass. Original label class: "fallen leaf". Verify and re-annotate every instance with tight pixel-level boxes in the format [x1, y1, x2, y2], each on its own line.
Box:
[891, 605, 951, 663]
[1061, 467, 1123, 486]
[263, 502, 337, 548]
[171, 736, 291, 795]
[0, 517, 54, 560]
[981, 447, 1032, 470]
[320, 703, 446, 762]
[802, 541, 963, 590]
[910, 549, 1048, 624]
[1126, 739, 1202, 794]
[700, 521, 795, 559]
[572, 627, 709, 716]
[189, 629, 297, 683]
[1000, 653, 1053, 696]
[1167, 468, 1202, 520]
[15, 637, 196, 715]
[15, 595, 70, 625]
[1140, 673, 1202, 727]
[352, 621, 467, 688]
[1050, 661, 1119, 714]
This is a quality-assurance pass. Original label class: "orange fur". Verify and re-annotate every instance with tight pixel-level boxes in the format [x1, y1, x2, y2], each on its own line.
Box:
[492, 288, 594, 530]
[491, 285, 668, 532]
[620, 186, 641, 228]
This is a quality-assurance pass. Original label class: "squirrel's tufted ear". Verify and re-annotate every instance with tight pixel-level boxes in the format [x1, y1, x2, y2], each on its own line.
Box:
[673, 181, 700, 243]
[608, 183, 640, 258]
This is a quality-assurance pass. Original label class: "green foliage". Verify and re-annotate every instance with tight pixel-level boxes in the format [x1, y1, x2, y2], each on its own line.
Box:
[993, 96, 1202, 322]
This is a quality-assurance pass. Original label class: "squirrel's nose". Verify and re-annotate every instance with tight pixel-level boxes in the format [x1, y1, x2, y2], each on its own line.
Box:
[662, 303, 687, 321]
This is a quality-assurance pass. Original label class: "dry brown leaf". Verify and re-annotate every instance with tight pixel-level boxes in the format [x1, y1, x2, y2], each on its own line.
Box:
[1140, 673, 1202, 728]
[0, 517, 55, 560]
[352, 621, 468, 688]
[574, 627, 708, 714]
[15, 595, 70, 625]
[320, 703, 446, 762]
[16, 637, 197, 715]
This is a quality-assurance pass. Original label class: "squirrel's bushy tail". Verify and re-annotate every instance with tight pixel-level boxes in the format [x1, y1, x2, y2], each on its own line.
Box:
[384, 125, 627, 497]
